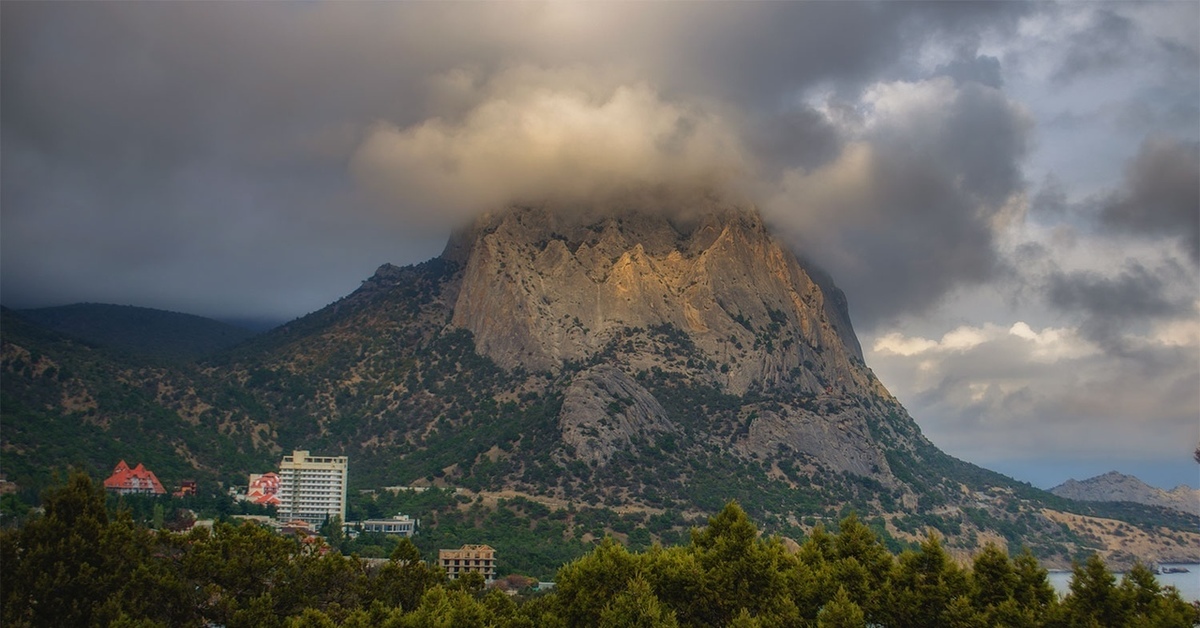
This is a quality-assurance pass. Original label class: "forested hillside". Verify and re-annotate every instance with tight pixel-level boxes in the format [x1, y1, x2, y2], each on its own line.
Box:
[2, 473, 1196, 628]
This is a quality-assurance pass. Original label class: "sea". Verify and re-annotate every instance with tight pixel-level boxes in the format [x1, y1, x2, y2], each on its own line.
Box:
[1047, 563, 1200, 603]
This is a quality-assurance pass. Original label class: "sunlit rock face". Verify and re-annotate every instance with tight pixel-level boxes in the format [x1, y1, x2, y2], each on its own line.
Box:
[444, 203, 909, 476]
[448, 204, 878, 396]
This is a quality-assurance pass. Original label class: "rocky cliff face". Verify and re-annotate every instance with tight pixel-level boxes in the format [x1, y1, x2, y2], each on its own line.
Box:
[441, 204, 920, 479]
[1051, 471, 1199, 516]
[447, 205, 868, 394]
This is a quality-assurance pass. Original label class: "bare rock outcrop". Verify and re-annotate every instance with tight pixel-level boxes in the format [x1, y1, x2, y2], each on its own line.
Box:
[559, 365, 675, 466]
[448, 204, 882, 398]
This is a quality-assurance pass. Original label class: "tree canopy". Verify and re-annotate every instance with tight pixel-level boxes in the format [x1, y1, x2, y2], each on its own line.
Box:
[2, 477, 1196, 627]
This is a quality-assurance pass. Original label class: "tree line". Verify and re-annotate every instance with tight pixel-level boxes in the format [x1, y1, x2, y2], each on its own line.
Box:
[2, 472, 1196, 627]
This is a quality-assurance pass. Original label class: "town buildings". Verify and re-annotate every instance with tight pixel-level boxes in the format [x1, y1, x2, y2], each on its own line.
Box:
[275, 450, 348, 527]
[102, 460, 166, 495]
[439, 544, 496, 582]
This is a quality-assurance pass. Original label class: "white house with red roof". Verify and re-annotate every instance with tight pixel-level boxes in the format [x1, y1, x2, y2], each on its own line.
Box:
[103, 460, 166, 495]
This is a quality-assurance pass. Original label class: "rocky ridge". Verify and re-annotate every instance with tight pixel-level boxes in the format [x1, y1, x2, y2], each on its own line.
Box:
[1051, 471, 1199, 517]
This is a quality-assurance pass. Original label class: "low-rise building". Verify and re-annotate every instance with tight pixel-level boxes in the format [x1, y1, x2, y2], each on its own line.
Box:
[103, 460, 166, 495]
[439, 544, 496, 582]
[355, 514, 418, 537]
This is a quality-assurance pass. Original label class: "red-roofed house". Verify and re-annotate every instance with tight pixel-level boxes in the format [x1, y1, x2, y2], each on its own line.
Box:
[247, 472, 282, 506]
[103, 460, 166, 495]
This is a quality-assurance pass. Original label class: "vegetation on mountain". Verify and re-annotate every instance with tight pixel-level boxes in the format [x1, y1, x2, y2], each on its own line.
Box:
[0, 308, 265, 496]
[2, 474, 1196, 627]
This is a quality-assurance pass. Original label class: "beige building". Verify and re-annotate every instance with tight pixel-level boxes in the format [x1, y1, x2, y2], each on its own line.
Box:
[276, 450, 348, 527]
[439, 544, 496, 582]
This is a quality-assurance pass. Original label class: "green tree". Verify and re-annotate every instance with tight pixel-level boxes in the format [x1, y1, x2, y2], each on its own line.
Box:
[688, 501, 799, 626]
[640, 544, 714, 626]
[399, 586, 491, 628]
[816, 587, 866, 628]
[824, 514, 894, 623]
[555, 537, 642, 627]
[449, 571, 486, 595]
[971, 543, 1017, 609]
[1118, 563, 1198, 628]
[1060, 554, 1126, 627]
[1012, 548, 1056, 618]
[598, 577, 679, 628]
[2, 472, 114, 626]
[182, 521, 299, 626]
[886, 533, 973, 628]
[373, 537, 446, 612]
[319, 515, 347, 553]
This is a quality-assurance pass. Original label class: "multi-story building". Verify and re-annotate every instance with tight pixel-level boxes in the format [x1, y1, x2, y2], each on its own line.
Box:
[439, 544, 496, 582]
[275, 450, 348, 527]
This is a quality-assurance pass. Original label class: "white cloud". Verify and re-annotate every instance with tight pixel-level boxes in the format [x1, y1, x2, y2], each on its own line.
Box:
[350, 68, 750, 226]
[867, 315, 1197, 470]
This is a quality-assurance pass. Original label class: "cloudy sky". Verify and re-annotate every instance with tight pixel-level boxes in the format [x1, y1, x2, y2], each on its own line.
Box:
[3, 2, 1197, 490]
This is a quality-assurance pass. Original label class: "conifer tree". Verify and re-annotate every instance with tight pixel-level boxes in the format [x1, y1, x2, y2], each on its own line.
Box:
[598, 577, 679, 628]
[816, 587, 866, 628]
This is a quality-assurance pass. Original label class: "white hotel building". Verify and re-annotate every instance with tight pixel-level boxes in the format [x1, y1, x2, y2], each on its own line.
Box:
[276, 450, 348, 526]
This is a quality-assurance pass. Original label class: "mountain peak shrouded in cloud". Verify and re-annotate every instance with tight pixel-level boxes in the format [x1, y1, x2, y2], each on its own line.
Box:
[2, 1, 1197, 489]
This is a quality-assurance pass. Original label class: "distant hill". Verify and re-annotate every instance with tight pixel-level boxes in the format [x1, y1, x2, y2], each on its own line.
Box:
[0, 307, 267, 492]
[14, 303, 258, 362]
[1051, 471, 1199, 516]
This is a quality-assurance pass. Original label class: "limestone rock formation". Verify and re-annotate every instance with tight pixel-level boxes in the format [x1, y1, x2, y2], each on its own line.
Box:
[449, 205, 872, 394]
[444, 203, 917, 478]
[559, 365, 675, 466]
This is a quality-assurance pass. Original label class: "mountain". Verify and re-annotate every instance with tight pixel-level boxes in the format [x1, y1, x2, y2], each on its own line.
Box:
[14, 303, 258, 362]
[3, 204, 1198, 567]
[1051, 471, 1199, 516]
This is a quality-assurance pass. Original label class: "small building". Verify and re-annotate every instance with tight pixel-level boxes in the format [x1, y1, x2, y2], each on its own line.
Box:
[103, 460, 166, 495]
[355, 514, 418, 537]
[279, 519, 315, 536]
[173, 480, 197, 498]
[247, 472, 282, 506]
[439, 544, 496, 582]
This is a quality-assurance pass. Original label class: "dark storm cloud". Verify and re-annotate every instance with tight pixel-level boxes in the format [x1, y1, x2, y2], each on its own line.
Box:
[768, 78, 1033, 329]
[1046, 262, 1193, 347]
[1100, 138, 1200, 262]
[0, 1, 1034, 321]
